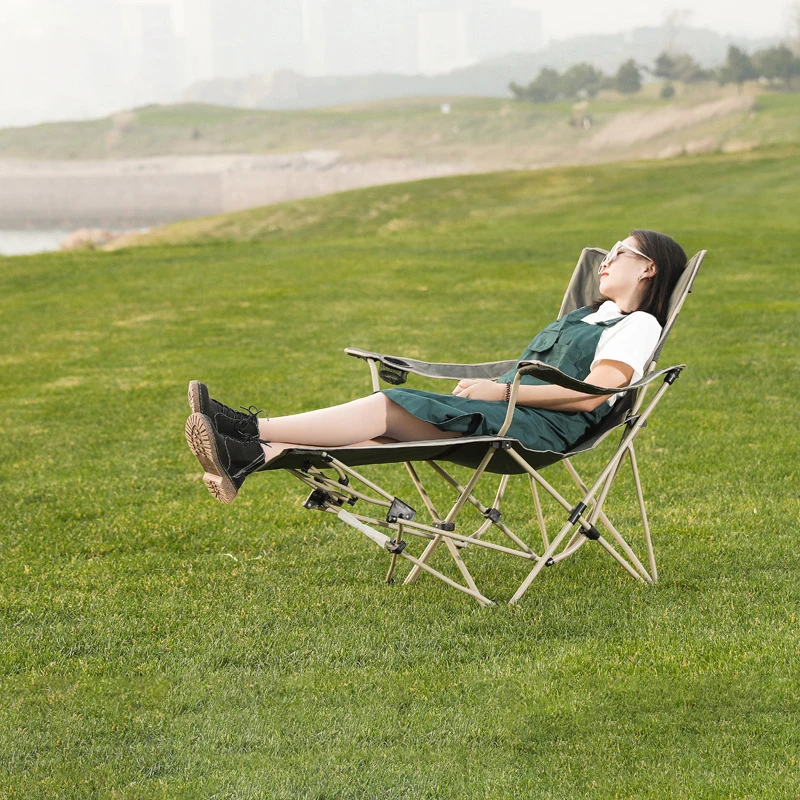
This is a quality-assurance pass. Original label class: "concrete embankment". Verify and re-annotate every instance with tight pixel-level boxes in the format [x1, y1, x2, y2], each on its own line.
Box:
[0, 152, 475, 228]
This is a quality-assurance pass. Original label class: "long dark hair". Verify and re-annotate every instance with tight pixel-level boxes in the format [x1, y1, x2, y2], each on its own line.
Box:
[629, 229, 687, 327]
[594, 230, 687, 327]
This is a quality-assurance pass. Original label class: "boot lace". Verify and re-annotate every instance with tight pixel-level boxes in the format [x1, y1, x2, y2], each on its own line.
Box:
[236, 406, 270, 446]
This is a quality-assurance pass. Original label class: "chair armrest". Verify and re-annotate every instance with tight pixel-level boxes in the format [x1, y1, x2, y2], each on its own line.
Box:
[516, 360, 686, 395]
[345, 347, 518, 382]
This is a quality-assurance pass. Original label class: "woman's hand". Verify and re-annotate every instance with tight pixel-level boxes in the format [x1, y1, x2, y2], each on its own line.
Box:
[452, 379, 505, 401]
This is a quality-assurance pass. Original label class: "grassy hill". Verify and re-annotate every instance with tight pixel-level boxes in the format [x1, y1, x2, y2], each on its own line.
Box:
[1, 89, 799, 170]
[111, 140, 800, 252]
[1, 147, 798, 798]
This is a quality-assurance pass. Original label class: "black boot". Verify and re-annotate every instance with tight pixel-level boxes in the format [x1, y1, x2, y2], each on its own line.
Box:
[185, 412, 266, 504]
[188, 380, 263, 441]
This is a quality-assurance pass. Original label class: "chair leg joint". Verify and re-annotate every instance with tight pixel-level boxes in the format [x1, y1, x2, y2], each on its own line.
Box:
[568, 502, 587, 525]
[484, 507, 502, 523]
[304, 487, 343, 510]
[386, 497, 416, 524]
[580, 524, 601, 541]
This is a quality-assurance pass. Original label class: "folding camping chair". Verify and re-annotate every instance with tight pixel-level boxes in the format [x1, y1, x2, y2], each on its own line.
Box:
[261, 246, 705, 605]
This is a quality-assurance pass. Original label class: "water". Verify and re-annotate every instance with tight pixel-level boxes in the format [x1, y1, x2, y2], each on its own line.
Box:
[0, 230, 71, 256]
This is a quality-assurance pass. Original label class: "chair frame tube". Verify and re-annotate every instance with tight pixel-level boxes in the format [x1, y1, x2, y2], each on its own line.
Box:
[287, 366, 674, 604]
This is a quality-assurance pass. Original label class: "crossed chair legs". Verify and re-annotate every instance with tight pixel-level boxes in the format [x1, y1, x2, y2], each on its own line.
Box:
[283, 441, 658, 606]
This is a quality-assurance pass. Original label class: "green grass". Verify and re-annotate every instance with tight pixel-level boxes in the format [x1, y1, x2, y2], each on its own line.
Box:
[732, 92, 800, 147]
[2, 88, 800, 167]
[1, 147, 799, 798]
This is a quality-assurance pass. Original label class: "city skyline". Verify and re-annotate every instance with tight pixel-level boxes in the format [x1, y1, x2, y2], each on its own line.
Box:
[164, 0, 795, 45]
[0, 0, 794, 129]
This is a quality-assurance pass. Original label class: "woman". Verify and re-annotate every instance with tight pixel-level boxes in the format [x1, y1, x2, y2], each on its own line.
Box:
[185, 229, 687, 504]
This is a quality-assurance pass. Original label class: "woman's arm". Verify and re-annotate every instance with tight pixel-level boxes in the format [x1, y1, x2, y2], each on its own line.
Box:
[451, 359, 635, 412]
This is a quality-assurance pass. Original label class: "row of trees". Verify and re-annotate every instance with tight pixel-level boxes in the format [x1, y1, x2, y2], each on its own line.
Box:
[510, 45, 800, 103]
[718, 45, 800, 87]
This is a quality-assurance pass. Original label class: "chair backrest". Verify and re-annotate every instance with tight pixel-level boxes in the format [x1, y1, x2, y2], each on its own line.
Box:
[558, 246, 706, 368]
[651, 249, 705, 363]
[558, 247, 605, 318]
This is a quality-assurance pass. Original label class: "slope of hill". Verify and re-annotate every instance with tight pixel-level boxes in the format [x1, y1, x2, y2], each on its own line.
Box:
[3, 90, 798, 229]
[2, 90, 796, 168]
[105, 139, 799, 250]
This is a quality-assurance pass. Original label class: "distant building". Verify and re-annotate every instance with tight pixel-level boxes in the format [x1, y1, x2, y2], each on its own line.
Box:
[0, 0, 129, 126]
[122, 2, 185, 104]
[417, 9, 471, 75]
[468, 2, 542, 62]
[183, 0, 305, 81]
[303, 0, 541, 78]
[183, 0, 214, 83]
[412, 0, 542, 75]
[304, 0, 411, 75]
[182, 0, 541, 83]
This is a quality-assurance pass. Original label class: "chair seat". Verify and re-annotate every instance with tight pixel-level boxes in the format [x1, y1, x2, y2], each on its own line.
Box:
[260, 409, 631, 475]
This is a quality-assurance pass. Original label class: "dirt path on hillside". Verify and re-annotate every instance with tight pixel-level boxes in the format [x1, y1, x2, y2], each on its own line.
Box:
[584, 96, 755, 151]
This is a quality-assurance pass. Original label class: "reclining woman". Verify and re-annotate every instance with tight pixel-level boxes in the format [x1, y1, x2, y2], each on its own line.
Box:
[185, 229, 686, 504]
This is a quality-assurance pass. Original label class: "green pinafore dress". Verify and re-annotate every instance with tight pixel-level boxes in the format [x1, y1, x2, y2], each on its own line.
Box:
[383, 307, 625, 452]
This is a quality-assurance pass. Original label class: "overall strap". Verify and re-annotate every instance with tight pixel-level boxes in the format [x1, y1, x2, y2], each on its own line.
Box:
[594, 315, 626, 329]
[570, 305, 626, 329]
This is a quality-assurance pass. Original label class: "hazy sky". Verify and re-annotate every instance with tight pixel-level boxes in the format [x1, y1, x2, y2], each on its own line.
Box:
[542, 0, 792, 40]
[0, 0, 795, 129]
[152, 0, 796, 42]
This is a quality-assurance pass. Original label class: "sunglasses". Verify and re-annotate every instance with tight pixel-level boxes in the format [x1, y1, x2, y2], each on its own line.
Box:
[598, 241, 653, 274]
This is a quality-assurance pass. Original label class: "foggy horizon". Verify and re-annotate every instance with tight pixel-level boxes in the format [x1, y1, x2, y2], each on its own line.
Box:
[0, 0, 795, 130]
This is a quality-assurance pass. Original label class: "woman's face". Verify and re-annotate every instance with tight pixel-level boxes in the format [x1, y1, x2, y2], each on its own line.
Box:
[598, 235, 654, 305]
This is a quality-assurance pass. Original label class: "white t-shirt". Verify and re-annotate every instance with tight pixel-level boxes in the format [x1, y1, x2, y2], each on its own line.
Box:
[581, 301, 662, 403]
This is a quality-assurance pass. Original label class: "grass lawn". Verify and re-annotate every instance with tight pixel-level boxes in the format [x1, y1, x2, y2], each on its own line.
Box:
[1, 145, 799, 798]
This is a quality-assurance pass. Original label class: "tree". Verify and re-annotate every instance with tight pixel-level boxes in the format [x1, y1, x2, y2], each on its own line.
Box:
[615, 59, 642, 94]
[789, 1, 800, 56]
[560, 62, 605, 98]
[527, 67, 562, 102]
[653, 51, 710, 83]
[508, 81, 527, 101]
[753, 45, 800, 85]
[677, 54, 712, 82]
[718, 45, 757, 92]
[653, 52, 678, 80]
[510, 67, 562, 103]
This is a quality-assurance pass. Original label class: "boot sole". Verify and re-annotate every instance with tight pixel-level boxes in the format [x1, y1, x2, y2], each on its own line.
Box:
[187, 380, 204, 415]
[185, 412, 238, 504]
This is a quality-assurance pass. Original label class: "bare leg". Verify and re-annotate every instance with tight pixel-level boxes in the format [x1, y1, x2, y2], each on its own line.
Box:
[257, 393, 458, 458]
